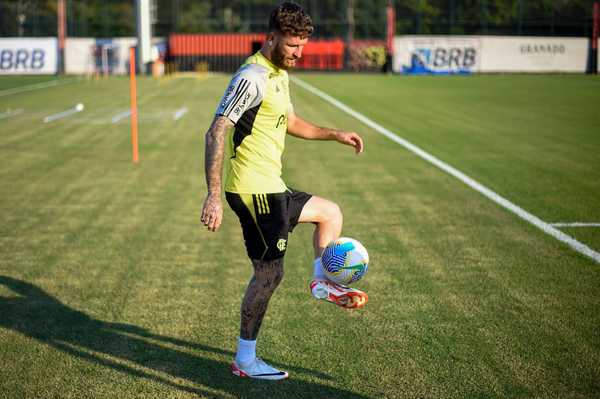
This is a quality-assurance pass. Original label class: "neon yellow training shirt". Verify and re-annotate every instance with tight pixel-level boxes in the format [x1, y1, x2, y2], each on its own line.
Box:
[215, 51, 293, 194]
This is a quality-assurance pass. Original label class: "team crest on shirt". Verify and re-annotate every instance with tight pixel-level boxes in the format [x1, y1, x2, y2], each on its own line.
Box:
[277, 239, 287, 252]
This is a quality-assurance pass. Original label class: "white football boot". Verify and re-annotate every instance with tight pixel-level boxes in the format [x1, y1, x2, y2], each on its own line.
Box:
[310, 279, 368, 309]
[231, 357, 289, 380]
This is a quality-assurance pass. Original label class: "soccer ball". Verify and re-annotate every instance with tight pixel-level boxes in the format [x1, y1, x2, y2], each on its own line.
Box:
[321, 237, 369, 285]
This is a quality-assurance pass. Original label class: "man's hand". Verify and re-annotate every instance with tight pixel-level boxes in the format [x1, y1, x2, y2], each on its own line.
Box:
[201, 193, 223, 232]
[334, 131, 364, 154]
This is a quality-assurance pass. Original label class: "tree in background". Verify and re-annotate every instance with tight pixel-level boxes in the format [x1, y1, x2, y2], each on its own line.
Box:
[0, 0, 56, 37]
[170, 1, 212, 33]
[394, 0, 596, 36]
[0, 0, 596, 38]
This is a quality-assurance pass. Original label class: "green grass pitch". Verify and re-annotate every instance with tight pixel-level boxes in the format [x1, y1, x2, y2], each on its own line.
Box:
[1, 73, 599, 398]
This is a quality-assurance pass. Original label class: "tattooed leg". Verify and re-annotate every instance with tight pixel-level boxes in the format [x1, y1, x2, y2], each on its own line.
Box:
[239, 257, 285, 340]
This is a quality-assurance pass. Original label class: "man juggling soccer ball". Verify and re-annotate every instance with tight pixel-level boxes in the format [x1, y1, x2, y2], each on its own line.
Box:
[201, 1, 368, 380]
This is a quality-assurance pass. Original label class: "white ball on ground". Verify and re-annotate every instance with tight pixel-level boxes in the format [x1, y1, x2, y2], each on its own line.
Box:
[75, 103, 84, 111]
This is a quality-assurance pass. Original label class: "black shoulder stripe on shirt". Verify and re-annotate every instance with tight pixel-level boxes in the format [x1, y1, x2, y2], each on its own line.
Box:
[223, 78, 250, 116]
[221, 78, 248, 116]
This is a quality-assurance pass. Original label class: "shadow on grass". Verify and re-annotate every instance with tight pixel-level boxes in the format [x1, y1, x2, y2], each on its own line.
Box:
[0, 276, 366, 398]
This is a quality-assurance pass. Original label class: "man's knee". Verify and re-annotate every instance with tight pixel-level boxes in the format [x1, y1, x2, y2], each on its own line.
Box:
[299, 196, 343, 225]
[324, 201, 342, 224]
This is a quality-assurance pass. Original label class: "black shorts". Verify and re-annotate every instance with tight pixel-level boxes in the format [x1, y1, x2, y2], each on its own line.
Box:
[225, 189, 312, 261]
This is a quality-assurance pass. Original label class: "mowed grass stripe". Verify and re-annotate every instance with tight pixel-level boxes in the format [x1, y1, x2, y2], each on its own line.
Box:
[293, 73, 600, 251]
[1, 77, 210, 304]
[0, 79, 135, 161]
[0, 76, 74, 95]
[0, 78, 196, 180]
[291, 76, 600, 264]
[0, 76, 245, 398]
[286, 78, 600, 396]
[1, 75, 600, 398]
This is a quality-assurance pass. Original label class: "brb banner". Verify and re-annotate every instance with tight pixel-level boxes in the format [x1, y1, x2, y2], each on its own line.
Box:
[393, 35, 589, 74]
[0, 38, 57, 74]
[393, 36, 481, 74]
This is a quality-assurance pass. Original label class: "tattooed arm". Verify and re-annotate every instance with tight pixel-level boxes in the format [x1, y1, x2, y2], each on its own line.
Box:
[201, 115, 234, 232]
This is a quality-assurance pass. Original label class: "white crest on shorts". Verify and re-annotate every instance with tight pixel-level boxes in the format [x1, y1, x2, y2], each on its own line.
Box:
[277, 239, 287, 252]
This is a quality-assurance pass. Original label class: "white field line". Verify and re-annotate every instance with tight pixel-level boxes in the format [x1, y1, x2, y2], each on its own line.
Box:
[290, 76, 600, 264]
[0, 108, 24, 120]
[42, 105, 83, 123]
[173, 106, 189, 121]
[0, 78, 76, 98]
[111, 109, 132, 124]
[550, 223, 600, 228]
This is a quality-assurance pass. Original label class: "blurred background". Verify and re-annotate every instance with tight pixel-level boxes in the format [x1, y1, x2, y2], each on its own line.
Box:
[2, 1, 596, 38]
[0, 0, 598, 74]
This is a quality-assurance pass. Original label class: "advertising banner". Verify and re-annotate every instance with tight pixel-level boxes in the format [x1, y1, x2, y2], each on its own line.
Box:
[393, 36, 481, 74]
[393, 35, 590, 74]
[65, 38, 167, 75]
[65, 38, 95, 74]
[66, 37, 137, 75]
[0, 38, 57, 74]
[479, 36, 588, 73]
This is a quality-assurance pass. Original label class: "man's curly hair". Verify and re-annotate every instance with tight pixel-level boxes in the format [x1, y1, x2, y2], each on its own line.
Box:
[268, 2, 314, 38]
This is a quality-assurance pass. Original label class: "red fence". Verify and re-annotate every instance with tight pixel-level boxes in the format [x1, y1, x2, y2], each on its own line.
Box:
[169, 33, 265, 56]
[168, 33, 345, 72]
[295, 39, 344, 70]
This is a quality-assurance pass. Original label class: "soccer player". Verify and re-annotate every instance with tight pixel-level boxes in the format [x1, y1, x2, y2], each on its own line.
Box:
[200, 1, 368, 380]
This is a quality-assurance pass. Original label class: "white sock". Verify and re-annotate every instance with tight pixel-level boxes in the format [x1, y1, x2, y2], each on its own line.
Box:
[235, 337, 256, 365]
[313, 257, 326, 280]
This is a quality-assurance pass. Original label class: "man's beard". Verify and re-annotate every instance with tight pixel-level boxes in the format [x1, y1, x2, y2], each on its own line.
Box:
[271, 42, 297, 70]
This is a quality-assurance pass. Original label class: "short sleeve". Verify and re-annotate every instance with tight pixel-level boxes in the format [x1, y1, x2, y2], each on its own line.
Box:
[216, 67, 265, 124]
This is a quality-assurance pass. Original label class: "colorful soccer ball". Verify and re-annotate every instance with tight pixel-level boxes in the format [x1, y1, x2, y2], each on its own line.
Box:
[321, 237, 369, 285]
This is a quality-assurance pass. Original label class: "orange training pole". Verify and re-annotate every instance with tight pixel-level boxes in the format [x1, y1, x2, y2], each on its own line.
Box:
[129, 47, 139, 163]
